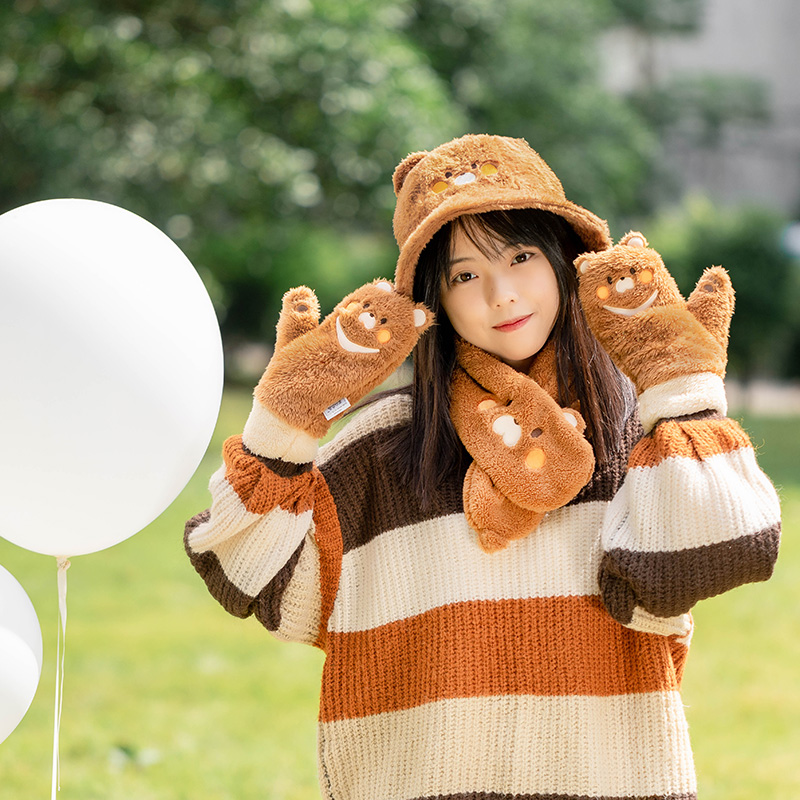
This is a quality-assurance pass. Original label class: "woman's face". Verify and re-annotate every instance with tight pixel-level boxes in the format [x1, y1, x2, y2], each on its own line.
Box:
[439, 226, 560, 372]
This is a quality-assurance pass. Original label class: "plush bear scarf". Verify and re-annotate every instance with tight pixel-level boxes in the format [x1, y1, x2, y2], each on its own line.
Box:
[449, 338, 596, 552]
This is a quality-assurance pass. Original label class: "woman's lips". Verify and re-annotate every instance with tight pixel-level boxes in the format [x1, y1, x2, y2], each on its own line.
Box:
[493, 314, 532, 332]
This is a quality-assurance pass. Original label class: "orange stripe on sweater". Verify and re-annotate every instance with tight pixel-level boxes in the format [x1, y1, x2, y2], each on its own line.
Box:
[671, 638, 690, 685]
[319, 595, 683, 722]
[629, 416, 752, 469]
[223, 435, 316, 515]
[311, 474, 343, 651]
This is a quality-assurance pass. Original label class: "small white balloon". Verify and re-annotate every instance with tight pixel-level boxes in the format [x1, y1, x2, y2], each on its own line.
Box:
[0, 199, 224, 556]
[0, 565, 43, 743]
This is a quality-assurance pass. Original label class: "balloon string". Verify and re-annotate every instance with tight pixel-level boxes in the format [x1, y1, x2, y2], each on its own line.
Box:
[52, 557, 70, 800]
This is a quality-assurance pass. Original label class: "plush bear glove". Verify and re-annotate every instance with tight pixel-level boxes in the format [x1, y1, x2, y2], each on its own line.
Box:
[575, 232, 734, 432]
[243, 280, 433, 463]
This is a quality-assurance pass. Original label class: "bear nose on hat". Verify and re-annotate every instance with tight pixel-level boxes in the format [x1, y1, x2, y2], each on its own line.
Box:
[453, 172, 477, 186]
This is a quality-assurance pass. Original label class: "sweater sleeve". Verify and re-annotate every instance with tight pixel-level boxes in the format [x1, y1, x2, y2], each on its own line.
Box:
[184, 413, 343, 648]
[598, 375, 781, 633]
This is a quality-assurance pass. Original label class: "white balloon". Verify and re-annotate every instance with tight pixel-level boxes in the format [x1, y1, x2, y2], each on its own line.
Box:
[0, 199, 224, 556]
[0, 565, 43, 743]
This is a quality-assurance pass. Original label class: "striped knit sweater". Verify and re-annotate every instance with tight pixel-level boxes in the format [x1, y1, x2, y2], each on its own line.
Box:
[185, 389, 780, 800]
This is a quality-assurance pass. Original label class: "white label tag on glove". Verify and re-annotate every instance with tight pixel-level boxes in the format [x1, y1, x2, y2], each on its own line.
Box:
[323, 397, 351, 420]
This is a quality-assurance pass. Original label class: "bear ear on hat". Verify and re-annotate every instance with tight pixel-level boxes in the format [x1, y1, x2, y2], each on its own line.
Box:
[393, 151, 428, 196]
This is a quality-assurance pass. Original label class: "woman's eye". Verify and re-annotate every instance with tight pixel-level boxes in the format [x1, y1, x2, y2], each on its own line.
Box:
[512, 252, 532, 264]
[451, 271, 476, 284]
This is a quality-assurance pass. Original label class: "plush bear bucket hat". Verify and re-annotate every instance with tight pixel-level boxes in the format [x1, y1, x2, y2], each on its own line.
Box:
[392, 133, 612, 296]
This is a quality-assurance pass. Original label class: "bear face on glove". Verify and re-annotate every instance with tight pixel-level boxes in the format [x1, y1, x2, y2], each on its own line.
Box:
[334, 281, 429, 355]
[577, 233, 683, 319]
[575, 232, 735, 394]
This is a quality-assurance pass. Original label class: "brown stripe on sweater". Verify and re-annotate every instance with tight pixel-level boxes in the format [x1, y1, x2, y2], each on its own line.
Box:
[185, 535, 255, 619]
[410, 793, 696, 800]
[628, 415, 752, 469]
[656, 408, 722, 424]
[185, 508, 211, 536]
[255, 539, 306, 631]
[600, 522, 781, 623]
[322, 409, 638, 555]
[184, 509, 306, 630]
[241, 442, 314, 477]
[319, 595, 682, 722]
[319, 423, 465, 554]
[223, 435, 318, 516]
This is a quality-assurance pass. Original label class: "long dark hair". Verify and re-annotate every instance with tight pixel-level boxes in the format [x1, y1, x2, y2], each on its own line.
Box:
[381, 208, 632, 508]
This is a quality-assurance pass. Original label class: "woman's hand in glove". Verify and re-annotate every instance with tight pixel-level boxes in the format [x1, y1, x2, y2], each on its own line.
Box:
[244, 280, 433, 462]
[574, 232, 734, 394]
[575, 231, 735, 431]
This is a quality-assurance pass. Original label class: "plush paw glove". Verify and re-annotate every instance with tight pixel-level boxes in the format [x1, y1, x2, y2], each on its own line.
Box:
[451, 340, 595, 552]
[243, 280, 433, 463]
[575, 232, 734, 431]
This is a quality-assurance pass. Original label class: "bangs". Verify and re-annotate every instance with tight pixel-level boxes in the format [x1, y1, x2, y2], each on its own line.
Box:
[450, 209, 584, 265]
[450, 214, 512, 260]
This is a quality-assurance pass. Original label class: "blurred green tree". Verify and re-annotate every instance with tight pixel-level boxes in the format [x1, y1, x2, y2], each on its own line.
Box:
[1, 0, 664, 345]
[0, 0, 464, 341]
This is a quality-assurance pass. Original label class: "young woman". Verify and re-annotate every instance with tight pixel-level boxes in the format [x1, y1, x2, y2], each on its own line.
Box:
[185, 134, 781, 800]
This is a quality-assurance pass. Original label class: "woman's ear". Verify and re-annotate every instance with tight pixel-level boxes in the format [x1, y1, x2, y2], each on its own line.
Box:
[392, 151, 428, 195]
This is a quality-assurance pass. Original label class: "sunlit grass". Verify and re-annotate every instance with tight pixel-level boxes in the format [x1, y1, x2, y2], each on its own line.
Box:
[683, 483, 800, 799]
[0, 389, 797, 799]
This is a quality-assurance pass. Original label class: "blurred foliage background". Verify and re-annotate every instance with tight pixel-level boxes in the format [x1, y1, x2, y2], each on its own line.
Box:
[1, 0, 798, 378]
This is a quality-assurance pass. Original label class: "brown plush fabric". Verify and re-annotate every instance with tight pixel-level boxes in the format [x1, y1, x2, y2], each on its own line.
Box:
[575, 232, 734, 393]
[392, 134, 612, 296]
[450, 339, 595, 552]
[255, 280, 433, 438]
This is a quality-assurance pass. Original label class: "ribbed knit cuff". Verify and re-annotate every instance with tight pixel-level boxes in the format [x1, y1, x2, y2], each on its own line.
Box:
[638, 372, 727, 434]
[242, 401, 319, 464]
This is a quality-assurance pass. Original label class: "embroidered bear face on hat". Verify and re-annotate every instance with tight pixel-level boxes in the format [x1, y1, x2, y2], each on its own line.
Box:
[391, 134, 611, 296]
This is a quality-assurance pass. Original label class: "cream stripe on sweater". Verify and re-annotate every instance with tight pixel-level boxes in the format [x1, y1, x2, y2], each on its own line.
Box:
[332, 502, 603, 633]
[608, 447, 780, 552]
[318, 692, 695, 800]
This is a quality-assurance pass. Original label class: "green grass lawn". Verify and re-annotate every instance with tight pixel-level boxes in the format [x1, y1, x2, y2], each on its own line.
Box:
[0, 390, 797, 799]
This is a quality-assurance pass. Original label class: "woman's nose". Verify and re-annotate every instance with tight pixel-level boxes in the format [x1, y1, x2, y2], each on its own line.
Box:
[488, 276, 519, 306]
